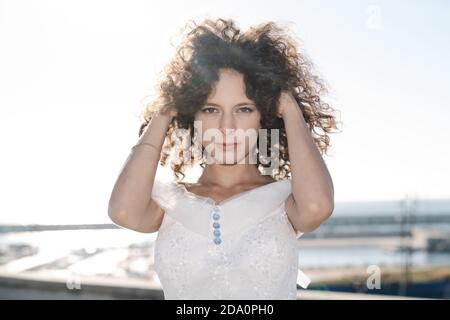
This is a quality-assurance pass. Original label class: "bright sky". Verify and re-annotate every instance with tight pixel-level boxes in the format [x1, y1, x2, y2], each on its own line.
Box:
[0, 0, 449, 225]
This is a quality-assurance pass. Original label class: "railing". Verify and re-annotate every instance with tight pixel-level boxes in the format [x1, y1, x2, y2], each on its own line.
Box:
[0, 271, 429, 300]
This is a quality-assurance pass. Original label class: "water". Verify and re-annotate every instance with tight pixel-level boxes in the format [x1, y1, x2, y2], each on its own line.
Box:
[299, 246, 450, 269]
[1, 198, 450, 274]
[0, 229, 157, 251]
[1, 228, 449, 273]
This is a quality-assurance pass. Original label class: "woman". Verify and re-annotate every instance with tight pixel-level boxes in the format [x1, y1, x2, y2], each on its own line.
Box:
[108, 17, 339, 299]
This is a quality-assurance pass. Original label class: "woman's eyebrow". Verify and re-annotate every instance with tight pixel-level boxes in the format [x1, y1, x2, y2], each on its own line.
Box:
[204, 102, 255, 107]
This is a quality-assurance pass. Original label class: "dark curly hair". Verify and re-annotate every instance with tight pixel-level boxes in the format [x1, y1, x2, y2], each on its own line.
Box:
[138, 17, 341, 182]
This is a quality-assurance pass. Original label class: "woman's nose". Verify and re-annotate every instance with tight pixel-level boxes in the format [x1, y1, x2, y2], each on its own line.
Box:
[219, 113, 237, 132]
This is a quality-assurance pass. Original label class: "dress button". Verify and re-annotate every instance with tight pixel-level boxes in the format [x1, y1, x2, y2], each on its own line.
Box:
[212, 207, 222, 245]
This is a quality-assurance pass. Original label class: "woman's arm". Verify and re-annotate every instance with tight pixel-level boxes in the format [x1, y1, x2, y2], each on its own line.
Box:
[107, 110, 174, 233]
[278, 91, 335, 233]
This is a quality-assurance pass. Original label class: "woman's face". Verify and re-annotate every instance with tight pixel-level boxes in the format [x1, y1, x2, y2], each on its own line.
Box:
[194, 68, 261, 165]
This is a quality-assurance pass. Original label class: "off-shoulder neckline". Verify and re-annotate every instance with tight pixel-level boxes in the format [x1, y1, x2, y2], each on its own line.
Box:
[173, 179, 291, 207]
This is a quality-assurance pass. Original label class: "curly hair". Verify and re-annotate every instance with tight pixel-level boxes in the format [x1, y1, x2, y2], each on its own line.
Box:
[138, 17, 341, 182]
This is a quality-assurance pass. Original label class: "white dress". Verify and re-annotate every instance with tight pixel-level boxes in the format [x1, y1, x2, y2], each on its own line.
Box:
[151, 178, 311, 300]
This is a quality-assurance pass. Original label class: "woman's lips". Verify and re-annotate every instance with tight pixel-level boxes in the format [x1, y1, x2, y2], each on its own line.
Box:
[216, 142, 240, 150]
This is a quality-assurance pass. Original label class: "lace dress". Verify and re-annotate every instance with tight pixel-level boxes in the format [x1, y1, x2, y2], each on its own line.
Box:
[151, 178, 311, 300]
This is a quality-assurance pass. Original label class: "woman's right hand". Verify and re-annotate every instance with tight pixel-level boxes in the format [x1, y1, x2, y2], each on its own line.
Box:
[160, 105, 178, 119]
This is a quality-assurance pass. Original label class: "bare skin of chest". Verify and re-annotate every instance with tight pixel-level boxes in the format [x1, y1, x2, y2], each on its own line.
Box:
[180, 177, 275, 204]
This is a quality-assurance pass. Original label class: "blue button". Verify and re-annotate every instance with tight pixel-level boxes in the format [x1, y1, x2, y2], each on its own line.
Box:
[214, 237, 222, 245]
[213, 229, 221, 237]
[213, 222, 220, 229]
[212, 213, 220, 220]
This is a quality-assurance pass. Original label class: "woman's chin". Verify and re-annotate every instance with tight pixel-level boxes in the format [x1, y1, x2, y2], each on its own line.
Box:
[205, 153, 252, 165]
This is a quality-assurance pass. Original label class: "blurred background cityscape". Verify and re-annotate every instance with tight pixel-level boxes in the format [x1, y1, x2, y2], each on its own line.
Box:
[1, 196, 450, 299]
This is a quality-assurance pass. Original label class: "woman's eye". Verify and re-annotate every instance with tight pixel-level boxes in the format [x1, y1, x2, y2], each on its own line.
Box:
[201, 107, 217, 113]
[201, 106, 254, 113]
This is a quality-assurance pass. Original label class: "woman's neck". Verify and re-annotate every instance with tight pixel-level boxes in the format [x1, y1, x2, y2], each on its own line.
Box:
[197, 164, 274, 189]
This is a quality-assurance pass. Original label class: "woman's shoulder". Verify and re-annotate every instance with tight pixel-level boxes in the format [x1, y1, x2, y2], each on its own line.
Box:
[151, 178, 184, 211]
[151, 176, 292, 211]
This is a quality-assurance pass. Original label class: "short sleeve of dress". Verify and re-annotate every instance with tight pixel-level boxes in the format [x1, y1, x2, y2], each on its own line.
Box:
[150, 179, 179, 212]
[296, 230, 305, 240]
